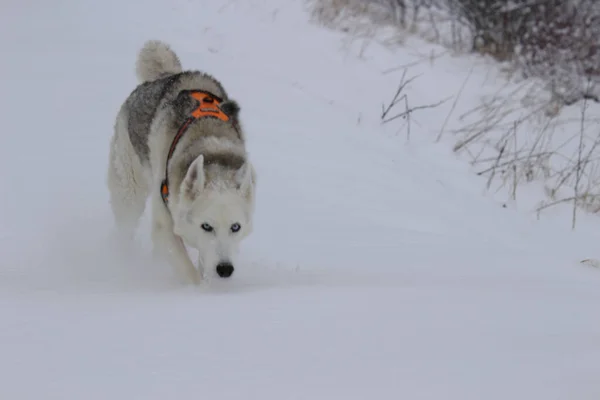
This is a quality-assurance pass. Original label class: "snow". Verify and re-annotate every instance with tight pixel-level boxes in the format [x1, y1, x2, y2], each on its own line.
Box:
[1, 0, 599, 399]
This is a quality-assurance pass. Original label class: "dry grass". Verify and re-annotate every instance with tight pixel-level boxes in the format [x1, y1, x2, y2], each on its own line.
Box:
[306, 0, 600, 229]
[306, 0, 473, 52]
[451, 79, 600, 227]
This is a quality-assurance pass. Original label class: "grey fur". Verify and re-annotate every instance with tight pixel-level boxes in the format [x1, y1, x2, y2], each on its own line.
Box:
[125, 70, 240, 165]
[125, 75, 178, 162]
[119, 42, 247, 193]
[219, 100, 241, 119]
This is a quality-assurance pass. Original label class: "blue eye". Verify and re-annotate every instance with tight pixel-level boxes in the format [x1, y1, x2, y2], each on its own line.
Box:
[201, 223, 214, 232]
[230, 223, 241, 233]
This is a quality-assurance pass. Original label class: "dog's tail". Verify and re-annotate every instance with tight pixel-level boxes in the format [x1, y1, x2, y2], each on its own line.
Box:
[135, 40, 183, 83]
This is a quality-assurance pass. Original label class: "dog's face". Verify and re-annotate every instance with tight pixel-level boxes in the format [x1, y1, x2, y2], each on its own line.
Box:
[173, 154, 255, 279]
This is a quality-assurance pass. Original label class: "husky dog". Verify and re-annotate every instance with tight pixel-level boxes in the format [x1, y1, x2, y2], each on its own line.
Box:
[107, 40, 257, 284]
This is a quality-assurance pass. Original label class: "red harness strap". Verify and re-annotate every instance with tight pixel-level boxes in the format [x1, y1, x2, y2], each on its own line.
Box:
[160, 90, 231, 205]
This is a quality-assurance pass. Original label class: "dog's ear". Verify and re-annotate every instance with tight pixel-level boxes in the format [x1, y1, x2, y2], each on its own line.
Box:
[182, 155, 205, 199]
[172, 91, 197, 120]
[235, 161, 255, 193]
[219, 100, 240, 119]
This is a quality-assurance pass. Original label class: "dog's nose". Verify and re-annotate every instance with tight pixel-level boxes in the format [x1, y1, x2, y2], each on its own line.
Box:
[216, 262, 234, 278]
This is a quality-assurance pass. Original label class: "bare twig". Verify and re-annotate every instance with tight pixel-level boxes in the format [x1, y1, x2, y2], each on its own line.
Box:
[405, 94, 411, 142]
[512, 121, 519, 200]
[536, 196, 578, 216]
[382, 97, 451, 124]
[381, 69, 422, 120]
[535, 193, 600, 219]
[436, 65, 474, 142]
[475, 152, 551, 175]
[486, 141, 506, 190]
[573, 86, 589, 229]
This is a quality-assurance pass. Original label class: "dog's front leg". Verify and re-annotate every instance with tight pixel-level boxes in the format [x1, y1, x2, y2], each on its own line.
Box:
[195, 254, 206, 281]
[150, 195, 201, 285]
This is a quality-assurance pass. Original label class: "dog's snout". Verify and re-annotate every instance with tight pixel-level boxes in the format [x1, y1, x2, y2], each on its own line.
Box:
[216, 262, 234, 278]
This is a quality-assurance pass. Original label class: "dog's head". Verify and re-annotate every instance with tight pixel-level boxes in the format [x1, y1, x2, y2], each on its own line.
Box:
[172, 154, 256, 279]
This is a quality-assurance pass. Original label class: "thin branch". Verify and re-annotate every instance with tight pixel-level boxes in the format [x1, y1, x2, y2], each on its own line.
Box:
[405, 94, 411, 142]
[573, 82, 589, 229]
[382, 97, 451, 124]
[486, 141, 507, 190]
[381, 69, 423, 120]
[436, 65, 474, 142]
[536, 196, 578, 216]
[475, 152, 551, 175]
[512, 121, 519, 200]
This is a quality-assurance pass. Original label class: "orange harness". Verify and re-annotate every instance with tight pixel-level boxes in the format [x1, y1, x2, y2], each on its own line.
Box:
[160, 90, 231, 205]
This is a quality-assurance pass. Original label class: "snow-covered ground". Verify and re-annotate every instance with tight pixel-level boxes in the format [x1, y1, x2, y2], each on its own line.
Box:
[1, 0, 599, 399]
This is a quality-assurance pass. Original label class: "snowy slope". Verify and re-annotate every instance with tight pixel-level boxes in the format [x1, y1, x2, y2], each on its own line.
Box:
[1, 0, 599, 399]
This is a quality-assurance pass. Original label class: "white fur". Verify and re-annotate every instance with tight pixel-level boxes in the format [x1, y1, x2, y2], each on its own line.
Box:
[136, 40, 183, 83]
[171, 146, 256, 281]
[108, 108, 254, 284]
[173, 185, 255, 279]
[107, 42, 256, 285]
[106, 106, 149, 243]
